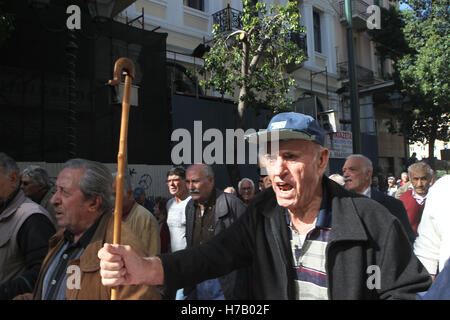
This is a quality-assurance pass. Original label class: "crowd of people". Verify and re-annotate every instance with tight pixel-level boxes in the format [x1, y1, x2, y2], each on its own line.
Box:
[1, 112, 449, 300]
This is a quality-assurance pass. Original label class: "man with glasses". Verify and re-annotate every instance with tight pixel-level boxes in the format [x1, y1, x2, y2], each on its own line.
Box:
[98, 113, 431, 300]
[238, 178, 255, 206]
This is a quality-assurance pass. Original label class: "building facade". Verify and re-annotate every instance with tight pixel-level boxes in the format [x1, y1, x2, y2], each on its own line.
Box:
[118, 0, 406, 177]
[1, 0, 413, 196]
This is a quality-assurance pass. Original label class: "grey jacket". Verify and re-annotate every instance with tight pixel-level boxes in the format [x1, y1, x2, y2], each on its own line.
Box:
[0, 190, 53, 284]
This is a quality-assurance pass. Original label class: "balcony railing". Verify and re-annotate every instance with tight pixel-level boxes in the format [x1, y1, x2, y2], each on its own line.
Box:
[338, 0, 370, 30]
[337, 61, 374, 85]
[212, 4, 243, 34]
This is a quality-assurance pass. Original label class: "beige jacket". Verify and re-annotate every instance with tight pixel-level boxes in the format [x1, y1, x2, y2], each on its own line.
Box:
[124, 202, 160, 256]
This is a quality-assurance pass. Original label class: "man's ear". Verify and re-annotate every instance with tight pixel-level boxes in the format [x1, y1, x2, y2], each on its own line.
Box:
[9, 170, 19, 185]
[317, 148, 330, 173]
[367, 170, 373, 181]
[126, 189, 134, 201]
[88, 195, 102, 212]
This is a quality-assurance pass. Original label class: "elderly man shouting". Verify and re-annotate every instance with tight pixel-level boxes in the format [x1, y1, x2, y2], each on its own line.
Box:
[98, 112, 431, 300]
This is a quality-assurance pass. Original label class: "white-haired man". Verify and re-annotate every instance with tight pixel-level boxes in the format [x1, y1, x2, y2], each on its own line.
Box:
[238, 178, 255, 206]
[98, 112, 431, 299]
[342, 154, 416, 243]
[399, 162, 433, 236]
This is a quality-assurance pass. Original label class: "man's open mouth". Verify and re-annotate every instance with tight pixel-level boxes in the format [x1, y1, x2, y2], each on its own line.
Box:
[277, 182, 293, 191]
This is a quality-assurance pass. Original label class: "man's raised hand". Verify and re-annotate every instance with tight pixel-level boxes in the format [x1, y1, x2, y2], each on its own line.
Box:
[98, 243, 164, 287]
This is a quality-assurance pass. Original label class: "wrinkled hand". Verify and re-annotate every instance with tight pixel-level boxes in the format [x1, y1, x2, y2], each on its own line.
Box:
[98, 243, 164, 287]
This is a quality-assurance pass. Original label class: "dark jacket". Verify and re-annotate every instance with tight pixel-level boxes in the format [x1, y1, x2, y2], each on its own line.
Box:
[162, 177, 431, 300]
[371, 188, 416, 243]
[183, 189, 247, 299]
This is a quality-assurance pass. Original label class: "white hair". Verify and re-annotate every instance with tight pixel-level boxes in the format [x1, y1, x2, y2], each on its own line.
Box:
[21, 165, 52, 189]
[224, 186, 236, 195]
[238, 178, 255, 190]
[346, 154, 373, 173]
[329, 173, 345, 186]
[188, 164, 214, 179]
[63, 159, 113, 214]
[0, 152, 19, 174]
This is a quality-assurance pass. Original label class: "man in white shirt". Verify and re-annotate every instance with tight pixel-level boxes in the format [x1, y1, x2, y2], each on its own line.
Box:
[165, 167, 190, 300]
[166, 167, 190, 253]
[414, 175, 450, 279]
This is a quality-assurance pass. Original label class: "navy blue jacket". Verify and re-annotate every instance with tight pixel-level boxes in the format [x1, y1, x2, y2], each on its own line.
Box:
[371, 189, 416, 243]
[418, 258, 450, 300]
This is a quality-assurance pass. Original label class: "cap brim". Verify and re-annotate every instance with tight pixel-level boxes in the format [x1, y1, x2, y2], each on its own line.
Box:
[245, 129, 316, 144]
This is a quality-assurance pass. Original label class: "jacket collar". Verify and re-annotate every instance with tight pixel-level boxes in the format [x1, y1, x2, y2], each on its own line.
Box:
[48, 212, 111, 272]
[0, 189, 26, 221]
[323, 177, 368, 242]
[79, 212, 111, 272]
[214, 189, 232, 219]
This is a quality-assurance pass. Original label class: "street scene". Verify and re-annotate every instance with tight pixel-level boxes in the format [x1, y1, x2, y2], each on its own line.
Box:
[0, 0, 449, 308]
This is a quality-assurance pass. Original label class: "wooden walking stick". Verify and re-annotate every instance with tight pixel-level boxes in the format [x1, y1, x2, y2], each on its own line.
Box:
[108, 57, 135, 300]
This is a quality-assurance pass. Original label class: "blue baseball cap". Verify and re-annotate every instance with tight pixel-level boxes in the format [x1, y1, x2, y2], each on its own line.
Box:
[134, 187, 145, 199]
[245, 112, 325, 146]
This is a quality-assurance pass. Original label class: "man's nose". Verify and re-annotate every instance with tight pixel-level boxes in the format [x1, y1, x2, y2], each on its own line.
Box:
[270, 156, 287, 176]
[417, 179, 426, 187]
[50, 191, 59, 205]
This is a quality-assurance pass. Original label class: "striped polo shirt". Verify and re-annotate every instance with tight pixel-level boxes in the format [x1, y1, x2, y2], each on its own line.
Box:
[286, 187, 332, 300]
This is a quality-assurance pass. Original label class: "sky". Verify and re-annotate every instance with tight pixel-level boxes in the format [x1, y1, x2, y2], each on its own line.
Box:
[399, 2, 413, 11]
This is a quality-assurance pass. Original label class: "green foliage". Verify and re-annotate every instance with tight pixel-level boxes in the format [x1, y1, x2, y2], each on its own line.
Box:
[367, 5, 412, 62]
[369, 0, 449, 151]
[198, 0, 306, 118]
[396, 0, 450, 145]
